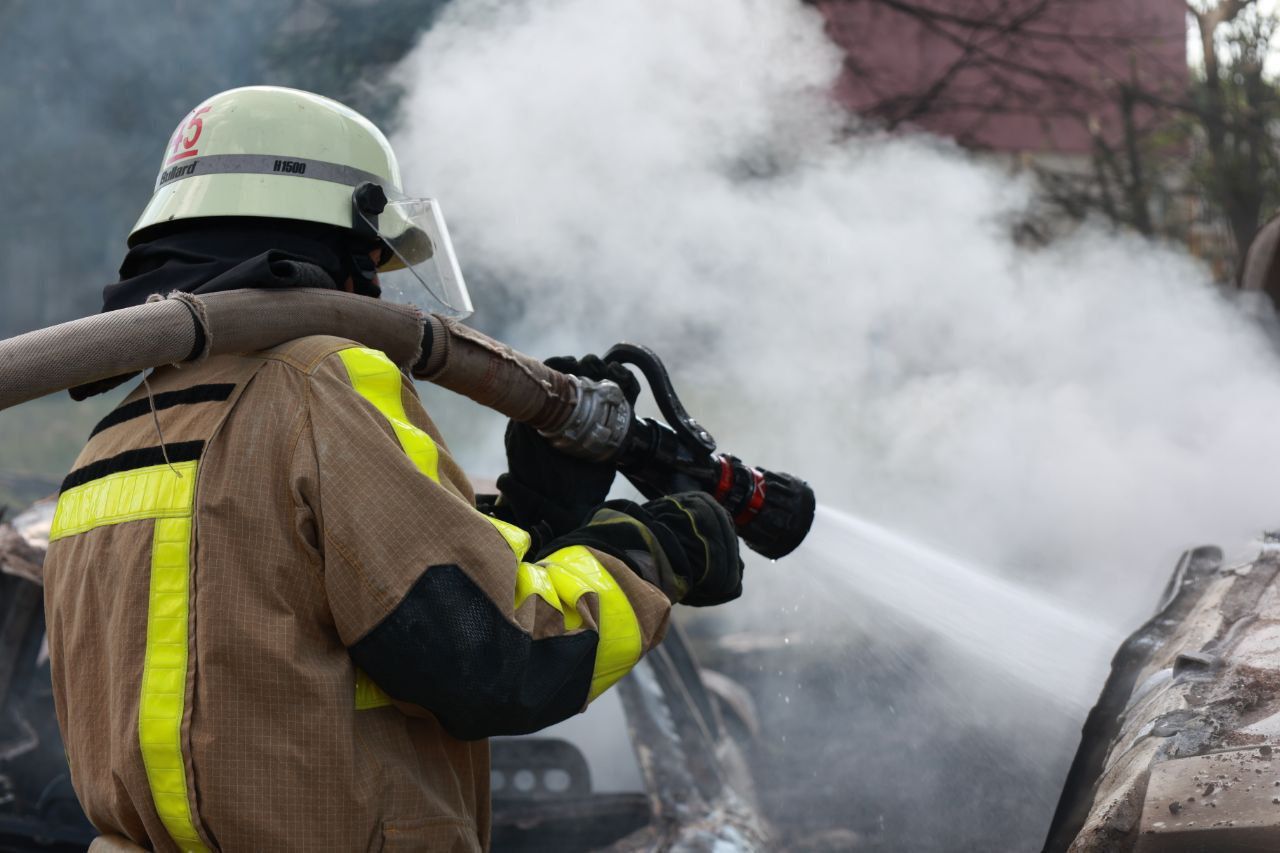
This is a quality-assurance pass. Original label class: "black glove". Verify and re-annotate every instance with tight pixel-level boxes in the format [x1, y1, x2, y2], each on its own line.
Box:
[497, 354, 641, 539]
[542, 491, 744, 607]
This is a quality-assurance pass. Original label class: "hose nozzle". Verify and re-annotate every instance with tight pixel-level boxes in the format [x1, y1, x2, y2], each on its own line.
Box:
[538, 344, 816, 560]
[709, 456, 816, 559]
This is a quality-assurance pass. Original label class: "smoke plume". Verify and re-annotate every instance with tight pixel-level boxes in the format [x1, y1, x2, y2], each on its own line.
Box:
[394, 0, 1280, 618]
[391, 0, 1280, 847]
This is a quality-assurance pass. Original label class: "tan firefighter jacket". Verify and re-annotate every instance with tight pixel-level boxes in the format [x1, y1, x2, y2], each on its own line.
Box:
[42, 334, 672, 852]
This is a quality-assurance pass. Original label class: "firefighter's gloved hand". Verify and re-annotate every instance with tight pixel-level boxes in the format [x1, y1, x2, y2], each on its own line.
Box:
[543, 492, 744, 607]
[639, 492, 744, 606]
[498, 354, 641, 538]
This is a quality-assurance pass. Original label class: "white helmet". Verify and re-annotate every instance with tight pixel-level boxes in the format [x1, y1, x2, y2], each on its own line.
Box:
[132, 86, 471, 317]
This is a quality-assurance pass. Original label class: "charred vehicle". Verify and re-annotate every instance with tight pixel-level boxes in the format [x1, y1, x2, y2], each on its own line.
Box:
[0, 501, 768, 853]
[0, 505, 91, 852]
[1044, 540, 1280, 852]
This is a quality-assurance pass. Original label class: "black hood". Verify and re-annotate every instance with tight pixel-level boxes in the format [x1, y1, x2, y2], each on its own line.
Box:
[71, 218, 379, 401]
[102, 217, 379, 312]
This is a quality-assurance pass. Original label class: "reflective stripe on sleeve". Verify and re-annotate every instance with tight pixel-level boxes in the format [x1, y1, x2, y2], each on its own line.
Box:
[354, 672, 393, 711]
[533, 546, 642, 701]
[486, 515, 642, 702]
[337, 347, 439, 482]
[338, 345, 642, 708]
[338, 346, 438, 711]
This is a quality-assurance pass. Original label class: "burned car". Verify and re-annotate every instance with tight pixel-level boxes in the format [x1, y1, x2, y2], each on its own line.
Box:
[0, 501, 768, 853]
[1044, 540, 1280, 852]
[0, 504, 91, 853]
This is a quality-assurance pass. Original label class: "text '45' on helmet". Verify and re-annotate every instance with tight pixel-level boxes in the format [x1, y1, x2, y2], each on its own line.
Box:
[131, 85, 471, 318]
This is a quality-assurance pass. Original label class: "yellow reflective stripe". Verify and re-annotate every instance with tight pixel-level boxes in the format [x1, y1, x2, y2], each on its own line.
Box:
[486, 515, 532, 561]
[486, 520, 641, 695]
[50, 461, 208, 851]
[486, 516, 581, 628]
[537, 546, 643, 701]
[49, 461, 198, 542]
[140, 514, 208, 852]
[354, 670, 391, 710]
[514, 560, 583, 630]
[336, 348, 641, 705]
[337, 347, 439, 482]
[337, 346, 438, 711]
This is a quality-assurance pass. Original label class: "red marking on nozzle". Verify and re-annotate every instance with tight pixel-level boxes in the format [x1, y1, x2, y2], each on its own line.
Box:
[714, 456, 734, 501]
[734, 468, 767, 527]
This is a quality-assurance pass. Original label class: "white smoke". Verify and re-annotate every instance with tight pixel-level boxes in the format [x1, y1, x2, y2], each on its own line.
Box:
[391, 1, 1280, 845]
[395, 0, 1280, 622]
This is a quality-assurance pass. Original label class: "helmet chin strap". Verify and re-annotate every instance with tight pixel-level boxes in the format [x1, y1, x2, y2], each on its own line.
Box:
[346, 252, 381, 297]
[350, 181, 438, 303]
[349, 182, 389, 297]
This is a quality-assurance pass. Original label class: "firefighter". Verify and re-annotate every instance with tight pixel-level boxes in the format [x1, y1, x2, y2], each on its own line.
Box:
[42, 86, 743, 852]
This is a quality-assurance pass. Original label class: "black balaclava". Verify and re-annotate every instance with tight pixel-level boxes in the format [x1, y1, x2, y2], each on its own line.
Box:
[71, 217, 382, 400]
[102, 216, 381, 313]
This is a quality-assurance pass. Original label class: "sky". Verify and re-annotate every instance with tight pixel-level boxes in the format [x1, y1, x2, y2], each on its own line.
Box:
[1187, 0, 1280, 75]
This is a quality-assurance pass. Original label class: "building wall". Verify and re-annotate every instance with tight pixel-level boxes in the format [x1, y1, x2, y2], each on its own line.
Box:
[819, 0, 1188, 155]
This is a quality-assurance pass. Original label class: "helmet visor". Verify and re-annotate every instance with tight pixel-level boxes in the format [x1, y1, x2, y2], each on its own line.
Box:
[365, 196, 473, 320]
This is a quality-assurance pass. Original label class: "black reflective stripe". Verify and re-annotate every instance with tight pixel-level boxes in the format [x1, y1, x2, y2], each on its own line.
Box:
[60, 441, 205, 493]
[349, 564, 597, 741]
[90, 384, 234, 439]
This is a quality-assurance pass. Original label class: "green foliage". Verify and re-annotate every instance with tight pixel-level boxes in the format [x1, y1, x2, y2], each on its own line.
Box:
[1189, 7, 1280, 250]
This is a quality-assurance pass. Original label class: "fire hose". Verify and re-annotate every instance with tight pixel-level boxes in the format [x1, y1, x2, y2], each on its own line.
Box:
[0, 288, 814, 558]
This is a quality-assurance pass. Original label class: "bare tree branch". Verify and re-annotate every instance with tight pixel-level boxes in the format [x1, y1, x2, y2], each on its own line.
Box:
[818, 0, 1280, 272]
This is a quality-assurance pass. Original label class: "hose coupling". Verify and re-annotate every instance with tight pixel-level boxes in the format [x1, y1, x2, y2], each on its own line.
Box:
[539, 375, 633, 462]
